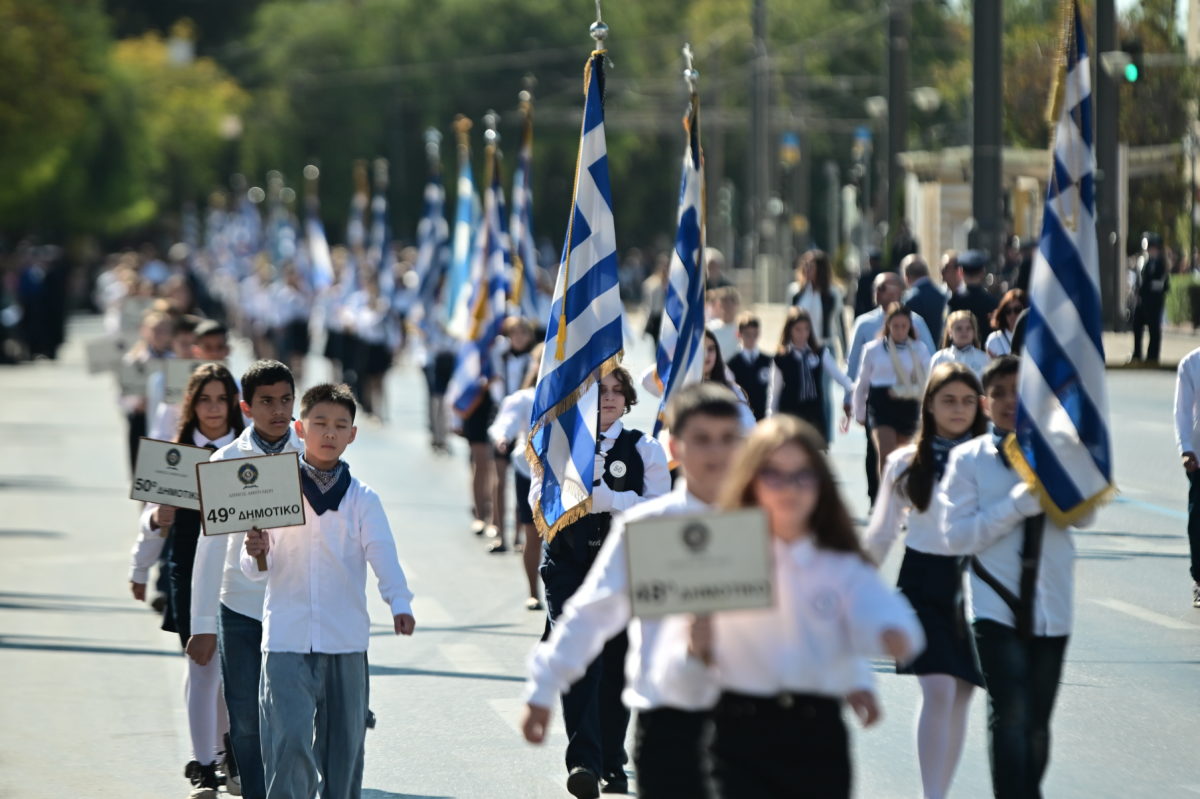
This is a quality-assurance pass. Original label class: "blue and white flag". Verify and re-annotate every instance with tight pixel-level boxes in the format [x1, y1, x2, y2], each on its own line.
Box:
[527, 52, 623, 540]
[306, 213, 334, 292]
[368, 183, 394, 297]
[652, 92, 706, 437]
[1005, 2, 1114, 526]
[510, 105, 550, 326]
[446, 137, 480, 333]
[447, 147, 511, 419]
[413, 168, 450, 324]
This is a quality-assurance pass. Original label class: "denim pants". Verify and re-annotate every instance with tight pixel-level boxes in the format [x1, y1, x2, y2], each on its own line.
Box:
[218, 603, 265, 799]
[259, 651, 368, 799]
[972, 619, 1068, 799]
[1187, 471, 1200, 583]
[541, 539, 630, 778]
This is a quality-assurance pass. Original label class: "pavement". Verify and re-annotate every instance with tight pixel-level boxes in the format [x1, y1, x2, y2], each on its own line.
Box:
[1, 314, 1198, 798]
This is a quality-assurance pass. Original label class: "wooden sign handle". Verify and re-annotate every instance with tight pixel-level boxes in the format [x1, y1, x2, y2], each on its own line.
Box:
[256, 554, 268, 572]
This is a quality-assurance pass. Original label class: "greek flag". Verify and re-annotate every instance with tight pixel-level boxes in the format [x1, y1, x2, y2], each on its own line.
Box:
[369, 189, 395, 297]
[447, 147, 511, 418]
[413, 169, 449, 322]
[306, 213, 334, 292]
[652, 92, 706, 437]
[528, 52, 623, 540]
[510, 108, 549, 325]
[446, 150, 480, 334]
[1004, 2, 1114, 526]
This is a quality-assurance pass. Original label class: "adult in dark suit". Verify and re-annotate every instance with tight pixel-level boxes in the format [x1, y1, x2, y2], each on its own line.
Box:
[853, 247, 886, 318]
[1131, 232, 1169, 364]
[902, 255, 947, 348]
[947, 249, 998, 343]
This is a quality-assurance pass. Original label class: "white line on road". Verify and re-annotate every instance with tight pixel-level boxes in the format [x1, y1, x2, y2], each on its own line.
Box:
[1092, 598, 1200, 631]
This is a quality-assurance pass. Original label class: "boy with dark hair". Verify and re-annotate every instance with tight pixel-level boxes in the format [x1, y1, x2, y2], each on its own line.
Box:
[188, 359, 300, 799]
[244, 383, 414, 799]
[726, 312, 772, 421]
[939, 355, 1092, 799]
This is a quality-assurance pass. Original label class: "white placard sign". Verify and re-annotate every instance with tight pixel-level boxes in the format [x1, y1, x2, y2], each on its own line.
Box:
[118, 358, 164, 399]
[84, 336, 127, 374]
[119, 297, 154, 336]
[164, 359, 220, 405]
[197, 453, 306, 536]
[625, 507, 775, 618]
[130, 437, 211, 511]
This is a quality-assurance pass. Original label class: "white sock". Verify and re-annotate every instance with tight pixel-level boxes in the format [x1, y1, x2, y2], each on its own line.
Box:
[916, 675, 956, 799]
[185, 656, 224, 764]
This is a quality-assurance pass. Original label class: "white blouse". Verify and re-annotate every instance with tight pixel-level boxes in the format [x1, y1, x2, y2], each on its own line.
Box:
[985, 329, 1013, 358]
[929, 345, 989, 378]
[851, 339, 932, 423]
[863, 445, 955, 565]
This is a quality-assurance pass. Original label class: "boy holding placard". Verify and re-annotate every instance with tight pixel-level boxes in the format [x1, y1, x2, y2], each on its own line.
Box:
[188, 359, 301, 799]
[242, 383, 414, 799]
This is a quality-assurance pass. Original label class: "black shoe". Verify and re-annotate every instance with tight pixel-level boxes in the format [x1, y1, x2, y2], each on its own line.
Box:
[150, 593, 167, 613]
[601, 771, 629, 794]
[488, 540, 509, 554]
[1193, 582, 1200, 609]
[366, 709, 377, 729]
[566, 767, 600, 799]
[184, 760, 219, 798]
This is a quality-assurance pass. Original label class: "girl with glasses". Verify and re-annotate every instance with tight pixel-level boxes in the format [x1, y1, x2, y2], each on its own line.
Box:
[985, 289, 1027, 359]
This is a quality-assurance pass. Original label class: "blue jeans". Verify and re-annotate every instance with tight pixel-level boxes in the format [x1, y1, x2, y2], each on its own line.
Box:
[972, 619, 1068, 799]
[219, 604, 265, 799]
[260, 651, 367, 799]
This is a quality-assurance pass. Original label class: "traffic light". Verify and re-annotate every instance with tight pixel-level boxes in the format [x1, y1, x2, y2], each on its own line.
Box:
[1121, 38, 1143, 83]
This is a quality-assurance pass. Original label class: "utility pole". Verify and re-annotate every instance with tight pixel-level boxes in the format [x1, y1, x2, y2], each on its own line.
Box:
[1096, 0, 1122, 329]
[886, 0, 911, 259]
[970, 0, 1004, 268]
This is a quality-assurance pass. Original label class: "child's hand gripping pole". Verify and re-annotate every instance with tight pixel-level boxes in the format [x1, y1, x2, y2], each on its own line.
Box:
[245, 527, 269, 572]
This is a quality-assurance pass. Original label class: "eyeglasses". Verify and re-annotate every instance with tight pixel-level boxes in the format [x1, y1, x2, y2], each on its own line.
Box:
[1006, 306, 1024, 316]
[757, 467, 819, 491]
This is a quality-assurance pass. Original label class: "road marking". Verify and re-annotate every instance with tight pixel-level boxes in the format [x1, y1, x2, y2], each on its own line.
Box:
[1092, 598, 1200, 631]
[1111, 496, 1188, 521]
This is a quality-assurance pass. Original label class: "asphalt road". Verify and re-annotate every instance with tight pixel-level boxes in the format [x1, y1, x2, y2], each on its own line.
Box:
[0, 315, 1197, 798]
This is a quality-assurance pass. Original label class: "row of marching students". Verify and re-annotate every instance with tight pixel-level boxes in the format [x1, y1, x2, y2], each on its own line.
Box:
[520, 355, 1085, 799]
[128, 357, 416, 799]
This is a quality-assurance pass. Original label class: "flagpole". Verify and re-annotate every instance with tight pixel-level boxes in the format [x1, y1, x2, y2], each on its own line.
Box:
[589, 4, 609, 487]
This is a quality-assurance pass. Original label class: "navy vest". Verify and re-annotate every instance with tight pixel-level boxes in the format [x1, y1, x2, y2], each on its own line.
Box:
[554, 427, 645, 563]
[773, 350, 827, 433]
[728, 351, 772, 421]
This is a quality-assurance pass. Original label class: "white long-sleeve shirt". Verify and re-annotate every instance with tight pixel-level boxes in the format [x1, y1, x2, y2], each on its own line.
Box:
[128, 428, 237, 583]
[189, 425, 303, 635]
[766, 347, 854, 415]
[528, 419, 672, 516]
[666, 537, 924, 708]
[863, 446, 953, 565]
[525, 485, 716, 711]
[851, 339, 932, 423]
[928, 345, 988, 378]
[489, 388, 535, 478]
[938, 434, 1092, 637]
[638, 364, 756, 433]
[985, 329, 1013, 358]
[241, 475, 413, 654]
[1174, 347, 1200, 456]
[845, 306, 936, 401]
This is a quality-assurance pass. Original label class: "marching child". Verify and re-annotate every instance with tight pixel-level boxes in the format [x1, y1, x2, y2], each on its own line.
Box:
[129, 363, 244, 798]
[768, 306, 854, 447]
[683, 416, 924, 799]
[485, 317, 537, 551]
[864, 362, 988, 799]
[243, 383, 415, 799]
[120, 309, 173, 469]
[725, 312, 772, 421]
[929, 310, 988, 378]
[188, 359, 302, 799]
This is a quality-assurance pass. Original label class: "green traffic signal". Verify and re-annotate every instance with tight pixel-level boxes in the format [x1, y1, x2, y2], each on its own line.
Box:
[1124, 62, 1139, 82]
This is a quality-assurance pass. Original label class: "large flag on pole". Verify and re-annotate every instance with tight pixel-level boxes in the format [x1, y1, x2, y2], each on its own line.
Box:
[447, 139, 511, 419]
[1004, 1, 1115, 526]
[509, 93, 550, 325]
[652, 65, 706, 437]
[446, 117, 480, 333]
[527, 45, 623, 541]
[413, 130, 450, 320]
[368, 159, 395, 297]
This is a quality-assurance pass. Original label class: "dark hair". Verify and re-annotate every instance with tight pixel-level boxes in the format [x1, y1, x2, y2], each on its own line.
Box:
[897, 363, 987, 513]
[795, 249, 832, 295]
[982, 355, 1020, 391]
[606, 366, 638, 413]
[667, 382, 742, 437]
[778, 306, 822, 355]
[176, 363, 244, 444]
[880, 302, 917, 341]
[241, 359, 295, 404]
[702, 329, 734, 389]
[300, 383, 358, 421]
[173, 314, 201, 337]
[736, 312, 761, 332]
[194, 319, 228, 339]
[719, 415, 867, 561]
[990, 288, 1027, 332]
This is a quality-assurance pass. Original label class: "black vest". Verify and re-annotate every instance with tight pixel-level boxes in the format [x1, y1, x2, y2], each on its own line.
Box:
[727, 351, 772, 421]
[773, 350, 827, 431]
[554, 427, 645, 563]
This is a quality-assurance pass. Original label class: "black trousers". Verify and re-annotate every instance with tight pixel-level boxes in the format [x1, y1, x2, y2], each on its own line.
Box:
[973, 619, 1068, 799]
[864, 419, 879, 505]
[1131, 297, 1163, 362]
[709, 692, 849, 799]
[126, 410, 146, 474]
[633, 708, 711, 799]
[1188, 471, 1200, 583]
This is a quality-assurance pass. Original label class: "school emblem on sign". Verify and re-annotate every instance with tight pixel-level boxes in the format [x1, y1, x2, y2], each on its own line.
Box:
[681, 522, 710, 553]
[165, 448, 182, 468]
[237, 463, 260, 487]
[608, 460, 627, 479]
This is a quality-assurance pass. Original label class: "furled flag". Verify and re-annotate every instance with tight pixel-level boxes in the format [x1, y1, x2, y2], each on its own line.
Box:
[368, 159, 394, 297]
[527, 48, 624, 540]
[303, 166, 335, 291]
[652, 69, 706, 437]
[509, 93, 550, 326]
[446, 117, 480, 333]
[413, 130, 450, 322]
[447, 138, 511, 419]
[1004, 1, 1115, 526]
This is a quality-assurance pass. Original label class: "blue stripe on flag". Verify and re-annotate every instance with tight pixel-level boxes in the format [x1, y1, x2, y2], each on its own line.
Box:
[589, 156, 613, 214]
[1038, 211, 1103, 352]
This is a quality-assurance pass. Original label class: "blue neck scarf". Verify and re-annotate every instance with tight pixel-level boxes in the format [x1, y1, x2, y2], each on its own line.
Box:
[299, 458, 351, 515]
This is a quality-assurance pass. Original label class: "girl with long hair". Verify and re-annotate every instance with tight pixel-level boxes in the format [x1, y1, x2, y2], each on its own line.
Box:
[683, 416, 924, 798]
[768, 307, 853, 447]
[701, 329, 757, 431]
[985, 288, 1027, 358]
[128, 363, 245, 797]
[929, 309, 987, 378]
[864, 363, 988, 799]
[852, 303, 932, 482]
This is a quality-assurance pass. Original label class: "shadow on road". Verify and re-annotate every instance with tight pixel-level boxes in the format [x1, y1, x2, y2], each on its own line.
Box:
[0, 633, 179, 658]
[0, 590, 152, 614]
[368, 663, 523, 683]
